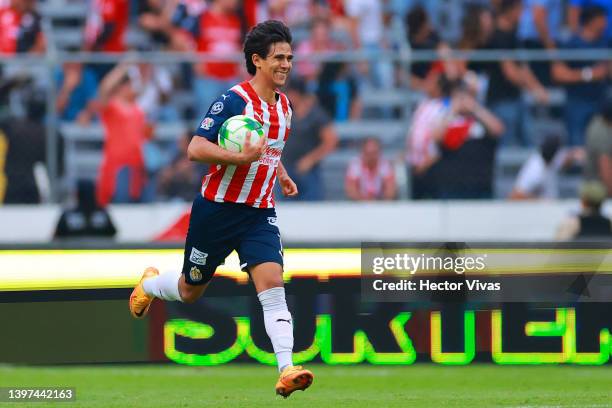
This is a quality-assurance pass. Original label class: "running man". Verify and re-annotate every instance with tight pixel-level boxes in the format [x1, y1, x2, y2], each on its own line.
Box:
[129, 20, 313, 398]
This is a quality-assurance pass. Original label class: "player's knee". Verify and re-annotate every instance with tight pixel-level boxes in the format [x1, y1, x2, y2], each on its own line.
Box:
[259, 275, 284, 291]
[179, 282, 205, 303]
[180, 291, 200, 304]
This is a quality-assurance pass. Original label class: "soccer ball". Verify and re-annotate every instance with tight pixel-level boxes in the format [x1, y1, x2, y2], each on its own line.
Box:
[218, 115, 265, 153]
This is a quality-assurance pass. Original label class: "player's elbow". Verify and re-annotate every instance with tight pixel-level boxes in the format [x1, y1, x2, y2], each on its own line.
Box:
[187, 138, 201, 162]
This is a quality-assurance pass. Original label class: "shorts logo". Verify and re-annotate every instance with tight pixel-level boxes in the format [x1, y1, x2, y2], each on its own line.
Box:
[267, 217, 277, 225]
[189, 266, 202, 282]
[210, 102, 224, 115]
[190, 248, 208, 265]
[200, 117, 214, 130]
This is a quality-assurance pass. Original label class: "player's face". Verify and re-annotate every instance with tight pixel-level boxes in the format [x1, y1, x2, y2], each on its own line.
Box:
[257, 42, 293, 88]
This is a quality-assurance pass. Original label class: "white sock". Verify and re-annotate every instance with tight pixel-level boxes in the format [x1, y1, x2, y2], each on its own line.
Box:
[257, 287, 294, 372]
[142, 270, 183, 302]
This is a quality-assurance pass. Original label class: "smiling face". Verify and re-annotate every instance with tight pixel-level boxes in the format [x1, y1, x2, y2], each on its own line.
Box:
[252, 42, 293, 88]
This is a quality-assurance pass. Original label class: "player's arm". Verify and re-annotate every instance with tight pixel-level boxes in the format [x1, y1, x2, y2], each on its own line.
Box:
[277, 161, 298, 197]
[187, 134, 264, 166]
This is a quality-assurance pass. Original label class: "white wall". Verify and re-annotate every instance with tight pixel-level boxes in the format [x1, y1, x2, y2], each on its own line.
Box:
[0, 201, 593, 244]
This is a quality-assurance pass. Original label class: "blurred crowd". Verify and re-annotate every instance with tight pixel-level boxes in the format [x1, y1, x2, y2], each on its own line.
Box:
[0, 0, 610, 211]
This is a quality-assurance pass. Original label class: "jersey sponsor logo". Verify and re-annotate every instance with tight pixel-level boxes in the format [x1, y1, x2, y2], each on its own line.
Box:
[200, 117, 214, 130]
[189, 247, 208, 265]
[210, 101, 224, 115]
[258, 146, 282, 167]
[189, 266, 203, 282]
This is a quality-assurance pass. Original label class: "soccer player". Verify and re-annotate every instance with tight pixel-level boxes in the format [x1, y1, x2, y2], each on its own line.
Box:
[129, 20, 314, 398]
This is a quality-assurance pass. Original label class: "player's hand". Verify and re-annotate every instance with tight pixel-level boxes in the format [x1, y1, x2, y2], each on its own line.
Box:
[238, 132, 266, 165]
[278, 175, 298, 197]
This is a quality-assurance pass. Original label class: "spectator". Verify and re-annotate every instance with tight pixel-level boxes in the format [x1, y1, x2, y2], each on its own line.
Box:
[584, 96, 612, 195]
[556, 181, 612, 240]
[131, 62, 178, 122]
[54, 180, 117, 239]
[55, 61, 98, 122]
[436, 82, 505, 199]
[316, 61, 361, 121]
[137, 0, 176, 49]
[455, 4, 494, 101]
[406, 75, 458, 199]
[93, 63, 151, 206]
[157, 132, 204, 201]
[191, 0, 242, 118]
[346, 137, 396, 201]
[260, 0, 311, 28]
[0, 0, 45, 54]
[517, 0, 565, 85]
[295, 17, 342, 85]
[456, 4, 494, 74]
[0, 84, 45, 204]
[84, 0, 130, 80]
[84, 0, 129, 52]
[405, 5, 445, 94]
[568, 0, 612, 43]
[169, 0, 206, 52]
[552, 5, 609, 147]
[510, 135, 583, 199]
[345, 0, 392, 90]
[282, 77, 338, 201]
[485, 0, 549, 146]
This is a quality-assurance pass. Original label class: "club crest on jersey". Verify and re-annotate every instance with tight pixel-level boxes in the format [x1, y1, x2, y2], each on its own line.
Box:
[190, 248, 208, 265]
[189, 266, 203, 282]
[210, 101, 224, 115]
[200, 117, 214, 130]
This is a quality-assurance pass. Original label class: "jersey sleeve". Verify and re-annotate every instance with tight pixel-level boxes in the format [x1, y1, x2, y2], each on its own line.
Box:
[194, 90, 247, 143]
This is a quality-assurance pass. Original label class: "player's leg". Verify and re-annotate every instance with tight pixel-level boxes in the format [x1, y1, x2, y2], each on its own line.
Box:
[249, 262, 314, 397]
[239, 213, 313, 397]
[250, 261, 293, 370]
[129, 195, 229, 317]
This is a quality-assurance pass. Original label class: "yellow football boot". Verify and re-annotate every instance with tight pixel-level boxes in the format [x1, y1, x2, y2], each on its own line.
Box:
[129, 267, 159, 318]
[275, 365, 314, 398]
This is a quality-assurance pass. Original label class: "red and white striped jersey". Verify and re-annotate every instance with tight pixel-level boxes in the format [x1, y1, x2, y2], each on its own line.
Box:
[194, 80, 292, 208]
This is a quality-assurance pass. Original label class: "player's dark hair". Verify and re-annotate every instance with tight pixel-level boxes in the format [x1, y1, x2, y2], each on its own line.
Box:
[244, 20, 292, 76]
[581, 5, 606, 25]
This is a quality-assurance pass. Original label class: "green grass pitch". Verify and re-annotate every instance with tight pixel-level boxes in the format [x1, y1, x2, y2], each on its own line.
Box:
[1, 364, 611, 407]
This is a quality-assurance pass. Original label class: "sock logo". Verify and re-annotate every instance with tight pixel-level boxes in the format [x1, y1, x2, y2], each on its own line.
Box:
[189, 248, 208, 266]
[276, 318, 292, 324]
